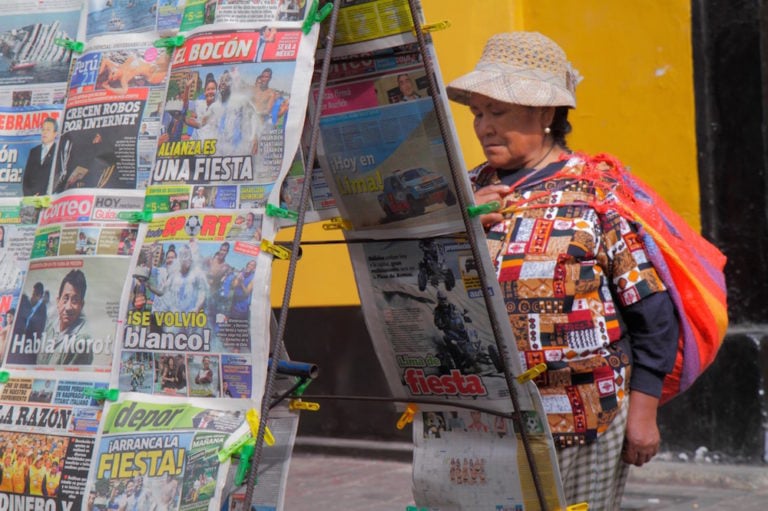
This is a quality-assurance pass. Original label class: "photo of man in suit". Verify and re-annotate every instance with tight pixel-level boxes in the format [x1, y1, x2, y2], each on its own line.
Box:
[22, 117, 58, 196]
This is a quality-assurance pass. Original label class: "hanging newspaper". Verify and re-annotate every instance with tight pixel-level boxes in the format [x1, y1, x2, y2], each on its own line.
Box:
[0, 0, 86, 107]
[114, 210, 270, 402]
[3, 190, 144, 373]
[85, 0, 195, 39]
[411, 410, 563, 510]
[220, 406, 299, 511]
[85, 393, 250, 511]
[212, 0, 310, 23]
[54, 33, 172, 193]
[317, 0, 417, 55]
[349, 237, 531, 410]
[0, 199, 39, 366]
[0, 372, 109, 511]
[315, 43, 463, 238]
[0, 106, 63, 198]
[146, 22, 318, 213]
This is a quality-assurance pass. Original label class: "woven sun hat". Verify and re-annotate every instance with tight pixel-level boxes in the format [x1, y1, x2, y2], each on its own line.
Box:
[446, 32, 582, 108]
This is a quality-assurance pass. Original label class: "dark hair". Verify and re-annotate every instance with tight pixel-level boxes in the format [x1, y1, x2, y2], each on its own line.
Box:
[59, 269, 86, 300]
[550, 106, 572, 151]
[204, 73, 217, 88]
[43, 117, 58, 132]
[33, 282, 44, 296]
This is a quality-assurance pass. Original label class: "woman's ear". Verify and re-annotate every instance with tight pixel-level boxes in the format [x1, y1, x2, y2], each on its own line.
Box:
[540, 106, 556, 130]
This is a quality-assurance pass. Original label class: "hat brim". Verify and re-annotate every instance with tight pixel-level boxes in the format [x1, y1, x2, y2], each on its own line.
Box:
[447, 68, 575, 108]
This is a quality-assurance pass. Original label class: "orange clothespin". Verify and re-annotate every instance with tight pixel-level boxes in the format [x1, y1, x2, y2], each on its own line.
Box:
[396, 403, 419, 430]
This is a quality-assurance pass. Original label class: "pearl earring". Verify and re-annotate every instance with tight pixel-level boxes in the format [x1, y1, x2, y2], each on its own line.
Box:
[544, 127, 551, 134]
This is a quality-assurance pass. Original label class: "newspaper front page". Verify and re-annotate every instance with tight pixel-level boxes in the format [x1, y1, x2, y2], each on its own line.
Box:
[0, 0, 86, 197]
[55, 33, 172, 192]
[0, 372, 108, 511]
[86, 393, 251, 511]
[114, 210, 270, 403]
[146, 23, 317, 214]
[3, 190, 144, 373]
[315, 43, 464, 238]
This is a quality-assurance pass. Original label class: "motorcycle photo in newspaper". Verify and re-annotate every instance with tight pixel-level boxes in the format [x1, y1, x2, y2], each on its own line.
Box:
[432, 290, 504, 375]
[417, 239, 455, 291]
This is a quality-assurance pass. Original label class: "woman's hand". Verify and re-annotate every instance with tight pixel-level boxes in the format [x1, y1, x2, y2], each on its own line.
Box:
[473, 184, 510, 228]
[622, 391, 661, 467]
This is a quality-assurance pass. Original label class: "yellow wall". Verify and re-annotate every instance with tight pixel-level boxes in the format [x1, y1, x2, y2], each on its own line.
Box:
[272, 0, 700, 308]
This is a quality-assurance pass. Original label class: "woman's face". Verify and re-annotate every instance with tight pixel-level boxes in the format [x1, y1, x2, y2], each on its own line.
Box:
[469, 94, 551, 170]
[204, 82, 217, 104]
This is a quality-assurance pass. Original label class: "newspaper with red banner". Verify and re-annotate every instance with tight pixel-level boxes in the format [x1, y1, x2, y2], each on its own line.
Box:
[113, 210, 271, 403]
[0, 0, 86, 197]
[0, 371, 108, 511]
[3, 190, 144, 374]
[0, 106, 64, 198]
[146, 23, 318, 214]
[54, 33, 172, 193]
[0, 1, 86, 107]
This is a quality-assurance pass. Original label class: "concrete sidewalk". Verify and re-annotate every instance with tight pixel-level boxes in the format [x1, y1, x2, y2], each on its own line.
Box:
[284, 437, 768, 510]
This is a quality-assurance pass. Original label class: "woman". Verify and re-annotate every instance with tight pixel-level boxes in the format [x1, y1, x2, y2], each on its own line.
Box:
[447, 32, 678, 508]
[161, 355, 178, 390]
[97, 51, 170, 95]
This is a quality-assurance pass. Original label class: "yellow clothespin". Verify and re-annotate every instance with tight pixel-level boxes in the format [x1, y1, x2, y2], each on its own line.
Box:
[516, 362, 548, 384]
[322, 217, 352, 231]
[21, 196, 52, 209]
[412, 20, 451, 36]
[245, 409, 275, 446]
[396, 403, 419, 430]
[566, 503, 589, 511]
[260, 239, 291, 260]
[288, 399, 320, 412]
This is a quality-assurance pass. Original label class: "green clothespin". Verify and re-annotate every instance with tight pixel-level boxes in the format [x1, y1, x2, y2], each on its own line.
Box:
[54, 38, 84, 53]
[218, 433, 253, 463]
[467, 201, 500, 218]
[83, 387, 120, 402]
[302, 0, 334, 35]
[117, 210, 153, 223]
[294, 377, 312, 397]
[154, 35, 185, 50]
[265, 203, 298, 221]
[234, 442, 255, 486]
[21, 196, 52, 208]
[0, 371, 9, 384]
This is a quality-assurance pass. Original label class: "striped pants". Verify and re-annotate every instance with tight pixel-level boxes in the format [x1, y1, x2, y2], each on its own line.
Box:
[556, 398, 630, 510]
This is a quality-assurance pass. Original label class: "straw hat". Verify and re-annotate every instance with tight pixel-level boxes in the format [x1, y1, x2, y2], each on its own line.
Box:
[447, 32, 582, 108]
